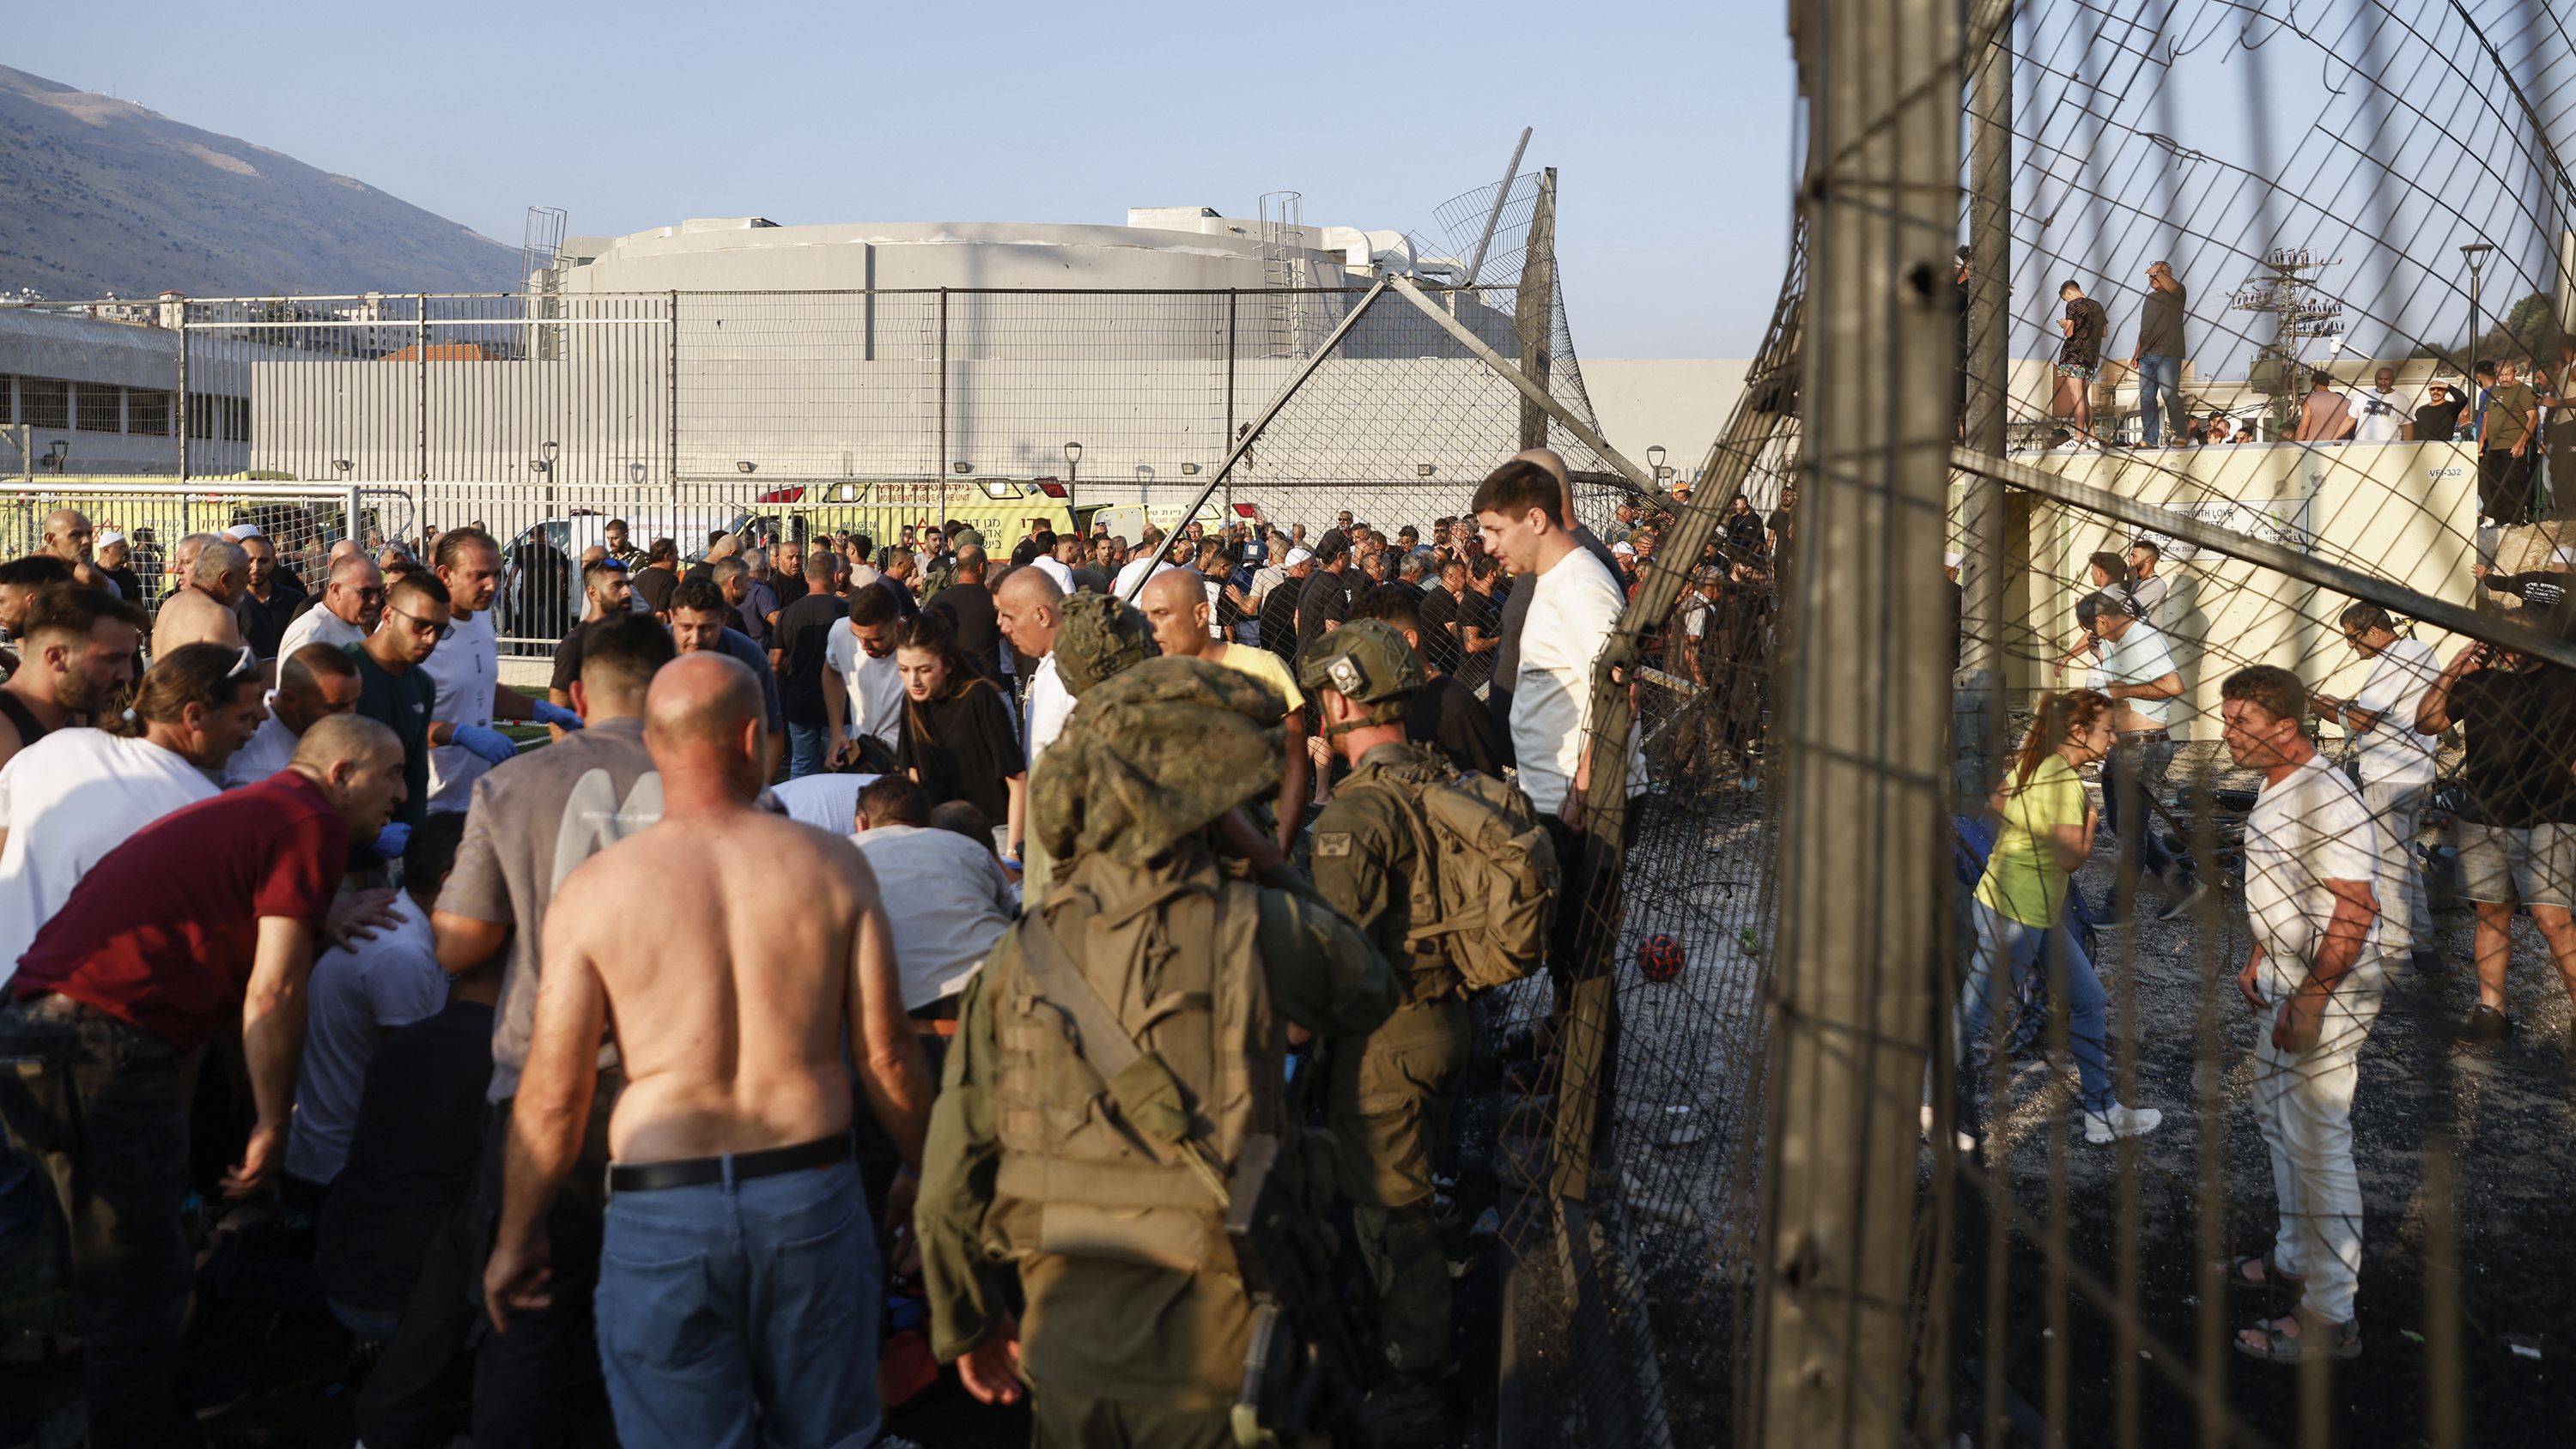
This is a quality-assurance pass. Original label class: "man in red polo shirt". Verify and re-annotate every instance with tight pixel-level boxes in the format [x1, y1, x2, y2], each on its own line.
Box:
[0, 712, 406, 1449]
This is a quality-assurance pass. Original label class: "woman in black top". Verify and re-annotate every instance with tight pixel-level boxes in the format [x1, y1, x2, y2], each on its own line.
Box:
[894, 614, 1025, 857]
[2053, 280, 2108, 447]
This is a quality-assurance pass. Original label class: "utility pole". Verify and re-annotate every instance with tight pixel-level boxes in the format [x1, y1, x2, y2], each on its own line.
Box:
[1752, 0, 1959, 1444]
[1514, 168, 1558, 452]
[1957, 0, 2013, 799]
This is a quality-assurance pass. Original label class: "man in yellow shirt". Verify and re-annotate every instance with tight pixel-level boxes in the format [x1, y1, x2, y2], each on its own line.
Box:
[1137, 567, 1313, 851]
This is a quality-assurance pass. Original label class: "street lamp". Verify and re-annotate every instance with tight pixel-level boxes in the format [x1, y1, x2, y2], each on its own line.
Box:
[40, 440, 67, 473]
[1063, 440, 1082, 521]
[735, 460, 756, 475]
[332, 458, 353, 476]
[2462, 242, 2494, 410]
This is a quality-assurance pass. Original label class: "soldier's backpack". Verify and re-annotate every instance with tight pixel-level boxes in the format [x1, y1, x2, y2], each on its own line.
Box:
[1348, 767, 1559, 991]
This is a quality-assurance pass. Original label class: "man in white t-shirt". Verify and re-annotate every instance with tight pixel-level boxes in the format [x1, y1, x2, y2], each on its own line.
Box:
[2353, 366, 2409, 445]
[1473, 450, 1646, 1125]
[823, 579, 906, 771]
[2310, 603, 2443, 974]
[2220, 664, 2383, 1365]
[0, 648, 270, 981]
[2080, 590, 2202, 920]
[848, 774, 1014, 1012]
[421, 530, 582, 812]
[996, 566, 1072, 762]
[1111, 535, 1184, 602]
[278, 554, 386, 661]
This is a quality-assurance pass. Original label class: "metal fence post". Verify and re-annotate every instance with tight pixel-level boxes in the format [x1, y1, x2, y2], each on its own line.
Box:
[1751, 0, 1960, 1443]
[1224, 291, 1238, 513]
[1515, 170, 1558, 452]
[938, 288, 951, 488]
[415, 294, 429, 484]
[1958, 0, 2014, 800]
[174, 312, 191, 482]
[665, 291, 680, 500]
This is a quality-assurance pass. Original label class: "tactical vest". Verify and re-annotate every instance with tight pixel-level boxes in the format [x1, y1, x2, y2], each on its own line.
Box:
[987, 850, 1279, 1275]
[1339, 746, 1557, 997]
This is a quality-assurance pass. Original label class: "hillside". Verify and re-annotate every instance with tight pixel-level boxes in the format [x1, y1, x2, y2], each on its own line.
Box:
[0, 64, 521, 300]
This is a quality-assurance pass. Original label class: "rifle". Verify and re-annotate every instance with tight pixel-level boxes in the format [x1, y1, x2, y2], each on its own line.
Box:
[1226, 1131, 1376, 1448]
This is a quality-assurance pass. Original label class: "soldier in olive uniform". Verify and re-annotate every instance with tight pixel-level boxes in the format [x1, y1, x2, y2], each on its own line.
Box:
[1301, 619, 1473, 1435]
[915, 655, 1400, 1448]
[1018, 591, 1155, 899]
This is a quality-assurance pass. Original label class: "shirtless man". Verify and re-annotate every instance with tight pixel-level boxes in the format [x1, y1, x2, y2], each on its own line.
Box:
[485, 652, 932, 1449]
[151, 537, 250, 658]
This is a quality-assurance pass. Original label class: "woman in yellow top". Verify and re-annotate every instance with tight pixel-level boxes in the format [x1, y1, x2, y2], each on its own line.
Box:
[1965, 689, 2164, 1143]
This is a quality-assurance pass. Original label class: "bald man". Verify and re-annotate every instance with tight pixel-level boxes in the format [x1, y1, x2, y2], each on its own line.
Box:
[994, 564, 1072, 761]
[279, 554, 386, 660]
[39, 508, 118, 597]
[225, 644, 365, 788]
[1139, 567, 1313, 848]
[152, 537, 251, 659]
[486, 652, 932, 1449]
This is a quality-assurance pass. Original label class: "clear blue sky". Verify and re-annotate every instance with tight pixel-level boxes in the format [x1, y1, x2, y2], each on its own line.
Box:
[12, 0, 1796, 360]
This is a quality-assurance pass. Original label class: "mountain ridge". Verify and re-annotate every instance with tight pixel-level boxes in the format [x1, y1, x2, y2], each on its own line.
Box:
[0, 63, 522, 300]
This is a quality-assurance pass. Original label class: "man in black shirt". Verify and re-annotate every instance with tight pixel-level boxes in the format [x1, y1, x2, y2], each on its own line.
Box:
[1297, 529, 1357, 668]
[2415, 616, 2576, 1043]
[545, 561, 637, 734]
[927, 546, 1005, 683]
[771, 550, 849, 779]
[2476, 549, 2574, 638]
[770, 539, 810, 609]
[233, 533, 302, 660]
[632, 538, 679, 618]
[1261, 548, 1312, 664]
[2414, 381, 2466, 443]
[1417, 558, 1466, 676]
[1356, 585, 1504, 776]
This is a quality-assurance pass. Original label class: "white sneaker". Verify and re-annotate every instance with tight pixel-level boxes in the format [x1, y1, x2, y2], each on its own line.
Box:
[2082, 1103, 2163, 1143]
[1920, 1103, 1976, 1153]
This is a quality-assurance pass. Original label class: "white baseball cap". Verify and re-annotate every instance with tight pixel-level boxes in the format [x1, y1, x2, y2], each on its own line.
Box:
[1611, 541, 1637, 556]
[222, 523, 264, 540]
[1285, 547, 1315, 567]
[95, 529, 125, 549]
[1946, 550, 1965, 568]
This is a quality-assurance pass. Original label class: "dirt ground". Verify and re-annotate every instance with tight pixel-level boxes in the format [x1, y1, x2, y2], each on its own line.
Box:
[1603, 746, 2576, 1446]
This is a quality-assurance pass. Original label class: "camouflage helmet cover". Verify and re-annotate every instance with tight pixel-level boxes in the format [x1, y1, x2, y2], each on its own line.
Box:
[1053, 591, 1155, 697]
[1296, 617, 1425, 706]
[1030, 656, 1288, 867]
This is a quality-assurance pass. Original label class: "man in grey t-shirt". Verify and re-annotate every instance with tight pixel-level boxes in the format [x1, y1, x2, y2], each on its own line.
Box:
[356, 613, 674, 1449]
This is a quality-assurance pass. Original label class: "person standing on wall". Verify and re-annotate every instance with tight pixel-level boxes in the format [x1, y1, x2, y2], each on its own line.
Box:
[2128, 261, 2189, 447]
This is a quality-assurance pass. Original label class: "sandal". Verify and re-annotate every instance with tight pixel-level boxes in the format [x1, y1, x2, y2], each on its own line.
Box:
[2223, 1251, 2306, 1295]
[2234, 1307, 2360, 1364]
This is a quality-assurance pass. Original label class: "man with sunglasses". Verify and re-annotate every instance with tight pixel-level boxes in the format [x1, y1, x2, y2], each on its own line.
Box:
[279, 554, 387, 659]
[356, 572, 502, 834]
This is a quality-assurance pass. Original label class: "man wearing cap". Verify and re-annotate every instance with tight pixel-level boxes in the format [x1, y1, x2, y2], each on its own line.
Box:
[2082, 589, 2203, 922]
[1262, 545, 1315, 666]
[279, 554, 386, 661]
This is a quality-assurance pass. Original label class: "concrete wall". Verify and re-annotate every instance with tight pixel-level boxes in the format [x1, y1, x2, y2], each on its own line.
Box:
[2000, 440, 2481, 741]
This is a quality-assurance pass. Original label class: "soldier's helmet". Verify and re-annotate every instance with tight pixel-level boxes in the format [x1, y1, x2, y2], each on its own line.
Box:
[1297, 617, 1425, 706]
[1054, 591, 1155, 697]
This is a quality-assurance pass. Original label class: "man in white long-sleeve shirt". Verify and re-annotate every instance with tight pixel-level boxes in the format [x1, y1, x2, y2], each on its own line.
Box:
[2309, 603, 2443, 976]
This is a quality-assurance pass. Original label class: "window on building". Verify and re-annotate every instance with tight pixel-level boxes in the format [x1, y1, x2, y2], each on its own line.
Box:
[127, 390, 173, 437]
[0, 375, 13, 425]
[187, 392, 216, 440]
[21, 378, 70, 431]
[221, 396, 251, 444]
[76, 385, 123, 433]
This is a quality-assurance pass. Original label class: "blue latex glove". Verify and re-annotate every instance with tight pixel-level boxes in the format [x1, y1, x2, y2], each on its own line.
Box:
[370, 822, 412, 861]
[530, 700, 584, 731]
[453, 723, 519, 765]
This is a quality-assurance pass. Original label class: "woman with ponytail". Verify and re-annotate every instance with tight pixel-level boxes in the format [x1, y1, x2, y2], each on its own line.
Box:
[1964, 688, 2164, 1143]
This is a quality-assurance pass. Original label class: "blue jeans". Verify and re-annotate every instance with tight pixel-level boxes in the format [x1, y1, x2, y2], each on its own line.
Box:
[786, 722, 831, 779]
[2136, 353, 2184, 445]
[1963, 900, 2116, 1111]
[2100, 734, 2191, 899]
[595, 1155, 879, 1449]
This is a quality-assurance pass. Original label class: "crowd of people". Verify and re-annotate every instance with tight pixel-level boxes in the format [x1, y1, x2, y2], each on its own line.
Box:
[0, 449, 1648, 1449]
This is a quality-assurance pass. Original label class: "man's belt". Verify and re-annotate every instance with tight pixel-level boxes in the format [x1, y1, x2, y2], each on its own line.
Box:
[910, 997, 960, 1036]
[606, 1131, 851, 1193]
[2116, 730, 2170, 743]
